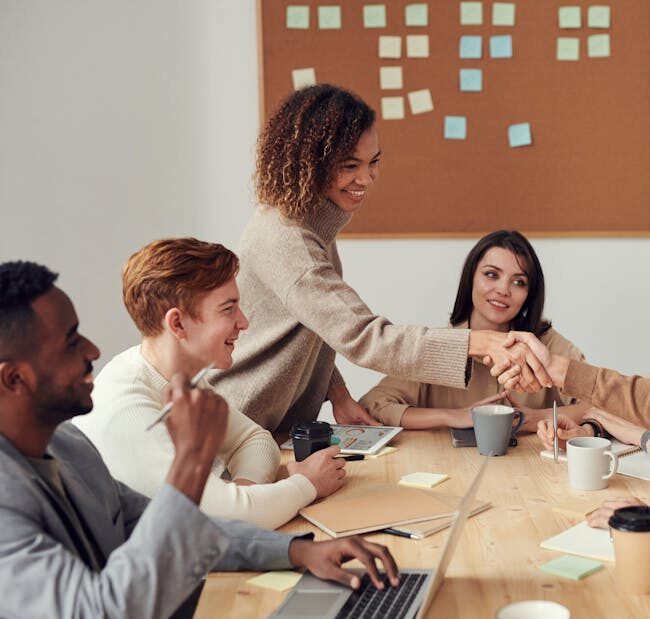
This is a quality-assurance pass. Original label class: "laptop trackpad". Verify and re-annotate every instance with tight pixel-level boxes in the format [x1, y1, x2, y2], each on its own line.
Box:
[281, 591, 343, 616]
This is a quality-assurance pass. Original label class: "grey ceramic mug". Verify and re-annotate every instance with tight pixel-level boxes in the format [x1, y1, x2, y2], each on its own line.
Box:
[472, 404, 525, 456]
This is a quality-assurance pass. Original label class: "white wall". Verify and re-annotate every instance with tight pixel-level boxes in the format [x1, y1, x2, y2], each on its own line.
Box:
[2, 1, 649, 401]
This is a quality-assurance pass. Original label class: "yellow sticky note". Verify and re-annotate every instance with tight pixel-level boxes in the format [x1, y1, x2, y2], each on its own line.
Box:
[460, 2, 483, 26]
[492, 2, 515, 26]
[407, 89, 434, 115]
[292, 68, 316, 90]
[381, 96, 405, 120]
[380, 66, 403, 90]
[379, 35, 401, 58]
[247, 571, 302, 592]
[406, 34, 429, 58]
[368, 446, 398, 458]
[399, 472, 448, 488]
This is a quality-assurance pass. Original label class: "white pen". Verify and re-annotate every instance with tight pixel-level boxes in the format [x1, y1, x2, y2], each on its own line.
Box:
[145, 363, 216, 431]
[553, 399, 559, 463]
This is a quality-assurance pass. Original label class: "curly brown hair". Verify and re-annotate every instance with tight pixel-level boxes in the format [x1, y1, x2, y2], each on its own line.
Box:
[255, 84, 376, 220]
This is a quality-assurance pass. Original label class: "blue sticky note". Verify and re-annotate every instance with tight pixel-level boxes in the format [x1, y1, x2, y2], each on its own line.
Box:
[460, 35, 482, 59]
[444, 116, 467, 140]
[540, 555, 604, 581]
[490, 35, 512, 58]
[508, 122, 532, 147]
[460, 68, 482, 92]
[287, 5, 310, 29]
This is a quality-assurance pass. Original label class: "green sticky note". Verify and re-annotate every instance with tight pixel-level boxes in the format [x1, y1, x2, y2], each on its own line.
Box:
[558, 6, 581, 29]
[405, 3, 428, 26]
[540, 555, 603, 581]
[318, 6, 342, 29]
[588, 33, 610, 57]
[557, 37, 579, 61]
[287, 5, 309, 29]
[588, 5, 610, 28]
[364, 4, 387, 28]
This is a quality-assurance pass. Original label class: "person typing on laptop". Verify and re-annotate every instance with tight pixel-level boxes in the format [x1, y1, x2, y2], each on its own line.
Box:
[0, 260, 399, 619]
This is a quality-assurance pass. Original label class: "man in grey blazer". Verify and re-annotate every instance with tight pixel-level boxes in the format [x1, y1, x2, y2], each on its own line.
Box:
[0, 261, 399, 619]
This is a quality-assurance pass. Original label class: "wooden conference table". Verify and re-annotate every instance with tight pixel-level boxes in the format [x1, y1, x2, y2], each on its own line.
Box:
[194, 430, 650, 618]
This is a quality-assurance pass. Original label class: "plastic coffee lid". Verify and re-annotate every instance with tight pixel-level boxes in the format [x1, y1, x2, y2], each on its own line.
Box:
[290, 421, 333, 440]
[609, 506, 650, 532]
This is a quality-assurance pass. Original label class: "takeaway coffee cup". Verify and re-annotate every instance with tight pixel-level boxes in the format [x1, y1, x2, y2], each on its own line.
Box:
[472, 405, 525, 456]
[496, 600, 570, 619]
[609, 505, 650, 594]
[290, 421, 333, 462]
[566, 437, 618, 490]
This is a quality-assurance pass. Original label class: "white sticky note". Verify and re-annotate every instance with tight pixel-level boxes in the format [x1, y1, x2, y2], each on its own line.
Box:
[406, 34, 429, 58]
[287, 5, 310, 29]
[460, 35, 482, 59]
[588, 6, 611, 29]
[492, 2, 515, 26]
[559, 6, 581, 29]
[379, 35, 401, 58]
[380, 66, 403, 90]
[248, 571, 302, 592]
[399, 472, 449, 488]
[318, 6, 342, 29]
[292, 68, 316, 90]
[588, 33, 610, 57]
[557, 37, 580, 61]
[460, 2, 483, 25]
[364, 4, 387, 28]
[405, 3, 428, 27]
[407, 89, 434, 114]
[381, 96, 405, 120]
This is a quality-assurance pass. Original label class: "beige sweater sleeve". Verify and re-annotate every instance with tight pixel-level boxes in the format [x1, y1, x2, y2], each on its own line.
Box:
[359, 375, 424, 426]
[285, 263, 470, 388]
[564, 360, 650, 428]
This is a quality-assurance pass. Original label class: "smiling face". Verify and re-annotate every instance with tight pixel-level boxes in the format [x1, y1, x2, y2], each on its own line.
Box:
[470, 247, 530, 332]
[325, 125, 381, 213]
[180, 277, 249, 370]
[29, 287, 100, 421]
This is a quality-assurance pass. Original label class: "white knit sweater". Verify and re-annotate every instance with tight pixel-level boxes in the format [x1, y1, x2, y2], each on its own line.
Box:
[72, 346, 316, 529]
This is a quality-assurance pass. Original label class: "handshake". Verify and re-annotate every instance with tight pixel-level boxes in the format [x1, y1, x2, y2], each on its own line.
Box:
[470, 330, 568, 393]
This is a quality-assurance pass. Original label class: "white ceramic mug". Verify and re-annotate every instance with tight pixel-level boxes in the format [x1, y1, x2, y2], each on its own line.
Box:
[496, 600, 570, 619]
[566, 437, 618, 490]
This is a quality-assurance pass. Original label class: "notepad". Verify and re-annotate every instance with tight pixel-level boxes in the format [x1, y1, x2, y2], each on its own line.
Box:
[248, 571, 302, 592]
[399, 472, 449, 489]
[540, 520, 615, 562]
[540, 555, 604, 580]
[541, 440, 641, 463]
[299, 483, 466, 537]
[388, 498, 491, 539]
[616, 450, 650, 481]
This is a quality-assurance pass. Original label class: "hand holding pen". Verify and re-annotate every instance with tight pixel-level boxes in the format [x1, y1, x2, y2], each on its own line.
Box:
[146, 363, 216, 431]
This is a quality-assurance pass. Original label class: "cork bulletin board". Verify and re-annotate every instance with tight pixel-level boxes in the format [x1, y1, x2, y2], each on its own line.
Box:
[257, 1, 650, 237]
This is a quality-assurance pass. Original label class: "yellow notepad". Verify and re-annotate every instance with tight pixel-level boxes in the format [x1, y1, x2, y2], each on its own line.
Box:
[399, 472, 449, 489]
[247, 571, 302, 592]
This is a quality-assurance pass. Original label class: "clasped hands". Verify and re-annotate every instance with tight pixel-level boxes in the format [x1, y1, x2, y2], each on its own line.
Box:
[476, 330, 556, 394]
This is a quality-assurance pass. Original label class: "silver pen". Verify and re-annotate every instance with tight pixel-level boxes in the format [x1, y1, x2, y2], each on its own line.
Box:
[145, 363, 215, 431]
[553, 400, 558, 463]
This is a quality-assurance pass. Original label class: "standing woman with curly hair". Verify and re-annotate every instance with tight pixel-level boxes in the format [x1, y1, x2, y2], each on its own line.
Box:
[211, 84, 550, 432]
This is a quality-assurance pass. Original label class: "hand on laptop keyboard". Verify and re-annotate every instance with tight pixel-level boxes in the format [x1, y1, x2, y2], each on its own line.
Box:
[288, 536, 400, 590]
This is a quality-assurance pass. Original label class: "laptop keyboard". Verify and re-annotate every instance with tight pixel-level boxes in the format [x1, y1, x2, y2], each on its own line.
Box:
[334, 572, 427, 619]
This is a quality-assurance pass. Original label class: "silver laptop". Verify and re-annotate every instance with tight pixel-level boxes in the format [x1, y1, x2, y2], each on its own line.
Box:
[269, 458, 489, 619]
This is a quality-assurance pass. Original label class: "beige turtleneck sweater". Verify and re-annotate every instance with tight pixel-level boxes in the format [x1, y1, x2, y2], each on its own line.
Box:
[211, 200, 471, 432]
